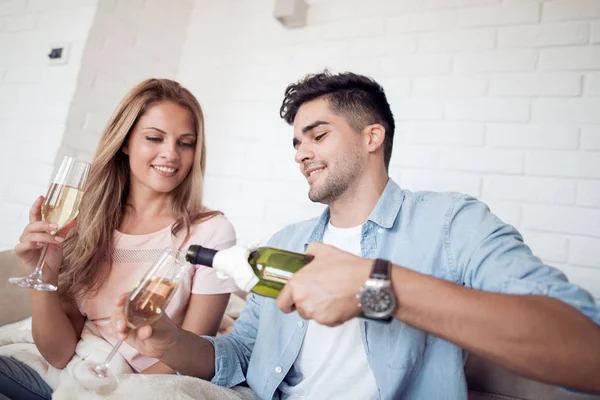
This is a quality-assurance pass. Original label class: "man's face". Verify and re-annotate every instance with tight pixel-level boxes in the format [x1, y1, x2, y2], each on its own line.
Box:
[293, 97, 366, 204]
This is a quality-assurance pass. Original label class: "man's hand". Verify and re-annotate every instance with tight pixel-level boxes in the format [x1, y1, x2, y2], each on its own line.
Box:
[276, 241, 371, 327]
[111, 293, 181, 360]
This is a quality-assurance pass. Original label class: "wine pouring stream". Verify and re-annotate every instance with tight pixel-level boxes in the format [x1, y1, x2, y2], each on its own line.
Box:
[9, 156, 90, 291]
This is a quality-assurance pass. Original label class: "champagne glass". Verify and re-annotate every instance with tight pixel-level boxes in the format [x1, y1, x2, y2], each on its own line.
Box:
[74, 249, 190, 393]
[9, 156, 90, 291]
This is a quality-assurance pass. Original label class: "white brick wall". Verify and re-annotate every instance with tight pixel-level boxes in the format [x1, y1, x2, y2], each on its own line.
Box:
[0, 0, 97, 250]
[0, 0, 191, 250]
[498, 21, 590, 48]
[58, 0, 192, 162]
[2, 0, 599, 299]
[593, 21, 600, 43]
[489, 73, 581, 97]
[585, 72, 600, 95]
[543, 0, 600, 22]
[178, 0, 600, 298]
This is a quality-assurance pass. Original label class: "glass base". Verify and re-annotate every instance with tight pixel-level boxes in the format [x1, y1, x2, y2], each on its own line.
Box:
[73, 360, 119, 394]
[8, 276, 57, 291]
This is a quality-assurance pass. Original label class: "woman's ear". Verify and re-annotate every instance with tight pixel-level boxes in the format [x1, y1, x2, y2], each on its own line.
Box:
[122, 142, 129, 155]
[365, 124, 385, 153]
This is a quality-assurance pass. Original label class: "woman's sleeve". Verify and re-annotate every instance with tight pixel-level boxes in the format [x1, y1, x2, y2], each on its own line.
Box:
[187, 215, 240, 295]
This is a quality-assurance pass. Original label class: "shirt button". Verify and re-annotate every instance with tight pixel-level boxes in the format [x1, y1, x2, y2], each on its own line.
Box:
[378, 228, 384, 234]
[274, 366, 282, 374]
[297, 321, 304, 328]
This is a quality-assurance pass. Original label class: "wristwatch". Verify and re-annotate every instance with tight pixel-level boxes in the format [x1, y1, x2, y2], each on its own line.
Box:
[356, 259, 397, 321]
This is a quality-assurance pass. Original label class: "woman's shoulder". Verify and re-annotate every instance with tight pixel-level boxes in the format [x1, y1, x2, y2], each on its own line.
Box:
[185, 210, 236, 249]
[193, 208, 233, 230]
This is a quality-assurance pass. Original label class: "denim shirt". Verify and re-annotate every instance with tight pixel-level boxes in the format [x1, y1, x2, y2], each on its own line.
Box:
[204, 179, 600, 400]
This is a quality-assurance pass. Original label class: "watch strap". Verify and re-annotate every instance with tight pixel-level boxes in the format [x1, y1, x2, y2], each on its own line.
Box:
[370, 258, 391, 280]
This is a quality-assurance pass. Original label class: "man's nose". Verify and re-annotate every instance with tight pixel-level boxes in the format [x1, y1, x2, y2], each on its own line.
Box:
[294, 141, 314, 164]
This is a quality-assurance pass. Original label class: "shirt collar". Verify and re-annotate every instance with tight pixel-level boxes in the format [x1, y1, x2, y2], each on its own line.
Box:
[303, 178, 404, 246]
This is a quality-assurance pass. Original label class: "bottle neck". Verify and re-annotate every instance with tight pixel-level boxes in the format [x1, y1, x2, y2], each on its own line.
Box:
[186, 245, 217, 267]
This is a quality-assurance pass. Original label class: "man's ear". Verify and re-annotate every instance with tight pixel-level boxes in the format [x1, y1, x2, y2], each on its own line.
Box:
[365, 124, 385, 153]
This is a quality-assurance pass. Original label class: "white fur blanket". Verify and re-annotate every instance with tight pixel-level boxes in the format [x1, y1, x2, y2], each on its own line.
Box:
[0, 295, 257, 400]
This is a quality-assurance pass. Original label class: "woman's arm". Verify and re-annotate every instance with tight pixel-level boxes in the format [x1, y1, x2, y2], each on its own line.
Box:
[31, 292, 85, 369]
[140, 293, 230, 375]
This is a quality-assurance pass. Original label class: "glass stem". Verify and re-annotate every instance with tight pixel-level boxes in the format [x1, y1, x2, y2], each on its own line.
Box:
[31, 242, 50, 281]
[96, 340, 123, 376]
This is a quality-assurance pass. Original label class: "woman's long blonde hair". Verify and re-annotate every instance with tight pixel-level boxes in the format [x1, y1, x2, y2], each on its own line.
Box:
[59, 78, 218, 299]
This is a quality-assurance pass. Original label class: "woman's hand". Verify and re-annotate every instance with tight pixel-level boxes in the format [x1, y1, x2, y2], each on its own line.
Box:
[111, 293, 181, 360]
[14, 196, 74, 281]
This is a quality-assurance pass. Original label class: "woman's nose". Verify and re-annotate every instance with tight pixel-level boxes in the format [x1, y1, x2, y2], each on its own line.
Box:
[161, 140, 180, 161]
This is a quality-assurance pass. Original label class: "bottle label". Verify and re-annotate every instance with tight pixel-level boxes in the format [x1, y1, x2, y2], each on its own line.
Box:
[262, 266, 293, 284]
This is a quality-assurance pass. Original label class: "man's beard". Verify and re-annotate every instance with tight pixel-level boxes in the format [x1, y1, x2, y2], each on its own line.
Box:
[308, 149, 363, 205]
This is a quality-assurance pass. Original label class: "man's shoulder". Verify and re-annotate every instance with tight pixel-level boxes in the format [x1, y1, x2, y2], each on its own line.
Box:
[267, 216, 321, 250]
[400, 188, 473, 213]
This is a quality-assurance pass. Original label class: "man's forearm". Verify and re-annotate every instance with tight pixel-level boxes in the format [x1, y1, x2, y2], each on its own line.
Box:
[160, 329, 216, 380]
[392, 266, 600, 393]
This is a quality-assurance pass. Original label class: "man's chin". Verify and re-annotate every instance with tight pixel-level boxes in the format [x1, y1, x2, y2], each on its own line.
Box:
[308, 189, 333, 205]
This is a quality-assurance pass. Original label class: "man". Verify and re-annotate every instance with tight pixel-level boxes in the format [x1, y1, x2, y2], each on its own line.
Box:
[113, 71, 600, 399]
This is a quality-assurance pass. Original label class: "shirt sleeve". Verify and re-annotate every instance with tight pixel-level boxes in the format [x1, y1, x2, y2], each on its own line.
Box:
[186, 214, 240, 295]
[446, 195, 600, 327]
[203, 292, 263, 388]
[201, 228, 288, 389]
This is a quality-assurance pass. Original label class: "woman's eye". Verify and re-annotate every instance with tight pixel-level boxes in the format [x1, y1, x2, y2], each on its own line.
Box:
[146, 136, 162, 142]
[179, 141, 195, 148]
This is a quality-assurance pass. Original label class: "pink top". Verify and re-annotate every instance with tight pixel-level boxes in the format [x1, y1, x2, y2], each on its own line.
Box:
[78, 214, 238, 372]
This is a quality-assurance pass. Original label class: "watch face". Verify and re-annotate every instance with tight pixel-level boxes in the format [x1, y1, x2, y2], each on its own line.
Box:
[360, 287, 395, 316]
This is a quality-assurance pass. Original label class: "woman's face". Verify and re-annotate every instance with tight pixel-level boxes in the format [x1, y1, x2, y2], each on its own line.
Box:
[123, 101, 197, 195]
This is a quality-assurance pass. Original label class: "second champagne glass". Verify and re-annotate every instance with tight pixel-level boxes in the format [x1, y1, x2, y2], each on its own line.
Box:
[9, 156, 90, 291]
[74, 249, 190, 393]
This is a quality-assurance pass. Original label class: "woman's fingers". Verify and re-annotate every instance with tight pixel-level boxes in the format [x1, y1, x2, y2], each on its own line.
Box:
[20, 232, 63, 246]
[28, 196, 44, 224]
[115, 292, 130, 307]
[21, 221, 58, 238]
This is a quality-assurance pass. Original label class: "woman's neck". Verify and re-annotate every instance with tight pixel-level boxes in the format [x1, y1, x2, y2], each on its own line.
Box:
[120, 184, 173, 234]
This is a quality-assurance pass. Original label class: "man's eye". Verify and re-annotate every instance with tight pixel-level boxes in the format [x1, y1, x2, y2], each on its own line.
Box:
[315, 133, 327, 141]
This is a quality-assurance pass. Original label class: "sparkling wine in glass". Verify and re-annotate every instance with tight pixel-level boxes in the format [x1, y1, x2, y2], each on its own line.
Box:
[9, 156, 90, 291]
[74, 249, 189, 393]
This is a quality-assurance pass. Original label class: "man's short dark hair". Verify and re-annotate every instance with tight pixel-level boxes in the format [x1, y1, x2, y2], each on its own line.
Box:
[280, 71, 395, 169]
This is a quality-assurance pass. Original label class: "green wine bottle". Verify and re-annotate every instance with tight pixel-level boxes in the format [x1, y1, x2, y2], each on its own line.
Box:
[186, 245, 314, 298]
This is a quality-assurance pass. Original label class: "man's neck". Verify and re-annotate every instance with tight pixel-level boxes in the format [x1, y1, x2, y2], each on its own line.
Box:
[328, 172, 388, 228]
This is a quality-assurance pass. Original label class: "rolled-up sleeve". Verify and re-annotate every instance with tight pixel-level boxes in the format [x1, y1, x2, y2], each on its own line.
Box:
[446, 195, 600, 326]
[202, 292, 264, 388]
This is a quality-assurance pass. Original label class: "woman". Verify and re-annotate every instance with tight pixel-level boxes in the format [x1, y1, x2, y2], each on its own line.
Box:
[0, 79, 238, 399]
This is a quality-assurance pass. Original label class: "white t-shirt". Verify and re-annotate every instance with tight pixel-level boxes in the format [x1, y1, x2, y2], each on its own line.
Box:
[279, 221, 379, 400]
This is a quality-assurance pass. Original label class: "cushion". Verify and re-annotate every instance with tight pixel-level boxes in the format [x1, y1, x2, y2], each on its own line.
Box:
[0, 250, 32, 327]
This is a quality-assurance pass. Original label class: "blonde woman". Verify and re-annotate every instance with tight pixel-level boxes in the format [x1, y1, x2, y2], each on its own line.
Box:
[0, 79, 238, 399]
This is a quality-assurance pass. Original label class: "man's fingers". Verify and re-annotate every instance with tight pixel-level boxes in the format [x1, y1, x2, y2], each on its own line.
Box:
[137, 325, 153, 340]
[115, 292, 130, 307]
[305, 240, 327, 256]
[112, 293, 131, 339]
[29, 196, 44, 223]
[276, 284, 296, 314]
